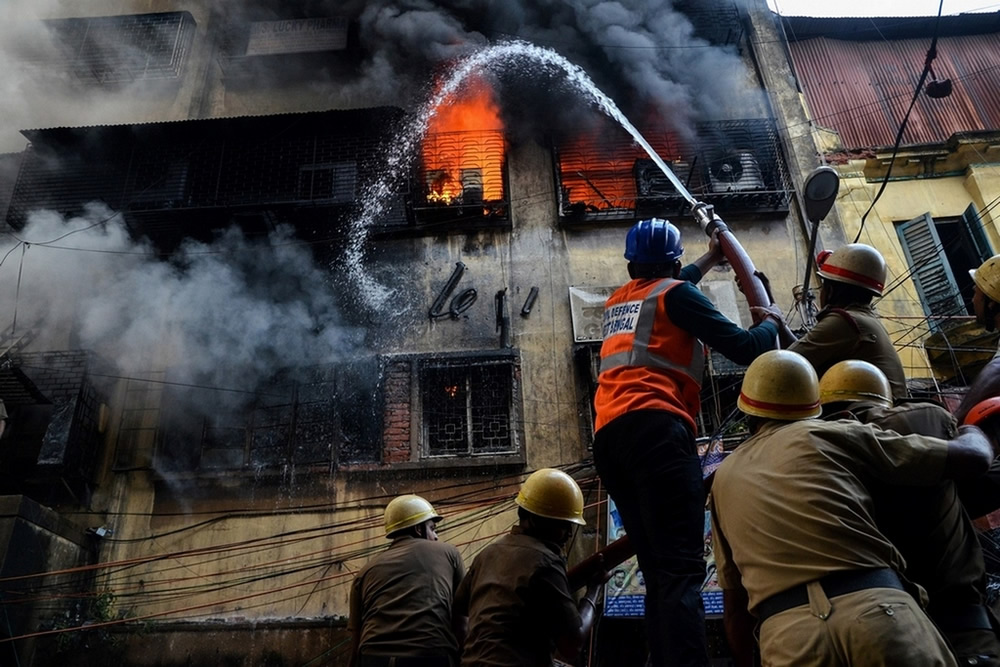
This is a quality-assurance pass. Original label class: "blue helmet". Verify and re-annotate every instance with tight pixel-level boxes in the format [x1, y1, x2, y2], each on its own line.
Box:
[624, 218, 683, 264]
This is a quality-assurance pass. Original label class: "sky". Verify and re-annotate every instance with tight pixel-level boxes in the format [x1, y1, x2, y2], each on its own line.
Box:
[767, 0, 999, 16]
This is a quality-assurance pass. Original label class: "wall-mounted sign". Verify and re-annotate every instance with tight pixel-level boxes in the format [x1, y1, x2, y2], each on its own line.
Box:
[568, 286, 617, 343]
[246, 17, 348, 56]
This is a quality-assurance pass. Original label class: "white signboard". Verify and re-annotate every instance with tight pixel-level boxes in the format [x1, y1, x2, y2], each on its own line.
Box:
[568, 286, 617, 343]
[246, 17, 348, 56]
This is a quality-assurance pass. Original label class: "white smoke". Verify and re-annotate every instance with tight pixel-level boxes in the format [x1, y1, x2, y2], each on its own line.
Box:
[0, 203, 362, 407]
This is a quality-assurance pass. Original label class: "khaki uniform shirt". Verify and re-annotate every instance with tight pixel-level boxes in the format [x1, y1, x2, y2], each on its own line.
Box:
[710, 418, 948, 613]
[846, 402, 985, 612]
[349, 536, 465, 658]
[453, 527, 580, 667]
[788, 304, 908, 401]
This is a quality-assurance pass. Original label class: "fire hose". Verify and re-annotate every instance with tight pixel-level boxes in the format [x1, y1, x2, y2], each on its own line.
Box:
[567, 195, 772, 591]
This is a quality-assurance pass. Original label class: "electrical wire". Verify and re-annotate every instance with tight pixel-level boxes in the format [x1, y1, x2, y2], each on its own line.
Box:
[852, 0, 946, 244]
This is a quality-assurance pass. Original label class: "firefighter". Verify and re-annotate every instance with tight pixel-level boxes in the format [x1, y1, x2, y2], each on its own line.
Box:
[754, 243, 909, 401]
[959, 398, 1000, 526]
[956, 254, 1000, 424]
[453, 468, 606, 667]
[592, 218, 782, 667]
[348, 494, 465, 667]
[819, 360, 1000, 666]
[710, 350, 992, 667]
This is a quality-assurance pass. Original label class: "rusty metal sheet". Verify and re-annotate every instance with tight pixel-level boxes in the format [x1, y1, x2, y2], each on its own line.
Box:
[789, 33, 1000, 149]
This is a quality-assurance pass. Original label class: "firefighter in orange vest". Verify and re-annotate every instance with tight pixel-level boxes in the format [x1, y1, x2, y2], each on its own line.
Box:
[592, 218, 782, 667]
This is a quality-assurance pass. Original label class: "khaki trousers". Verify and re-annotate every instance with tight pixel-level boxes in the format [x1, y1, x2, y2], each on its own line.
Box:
[758, 582, 957, 666]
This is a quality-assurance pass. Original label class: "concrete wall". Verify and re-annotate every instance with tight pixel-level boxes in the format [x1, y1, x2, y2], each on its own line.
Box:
[0, 495, 93, 666]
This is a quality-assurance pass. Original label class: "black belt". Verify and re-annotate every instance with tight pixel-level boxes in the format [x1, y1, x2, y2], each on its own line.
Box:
[756, 568, 904, 624]
[358, 655, 452, 667]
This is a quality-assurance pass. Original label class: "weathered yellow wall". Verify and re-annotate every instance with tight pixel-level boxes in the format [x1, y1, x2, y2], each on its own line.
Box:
[830, 161, 1000, 380]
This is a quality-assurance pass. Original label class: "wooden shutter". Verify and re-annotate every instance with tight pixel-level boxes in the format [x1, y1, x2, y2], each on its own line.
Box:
[896, 213, 965, 328]
[960, 203, 993, 263]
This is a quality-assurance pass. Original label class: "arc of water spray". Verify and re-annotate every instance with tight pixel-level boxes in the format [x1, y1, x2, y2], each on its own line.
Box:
[346, 40, 767, 311]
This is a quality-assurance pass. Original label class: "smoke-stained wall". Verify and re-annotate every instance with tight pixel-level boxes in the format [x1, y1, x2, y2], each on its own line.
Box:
[0, 1, 810, 663]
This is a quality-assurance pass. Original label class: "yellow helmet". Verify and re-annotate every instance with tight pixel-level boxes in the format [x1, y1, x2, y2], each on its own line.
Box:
[971, 255, 1000, 304]
[515, 468, 586, 525]
[816, 243, 886, 295]
[738, 350, 822, 420]
[384, 494, 442, 538]
[818, 360, 892, 407]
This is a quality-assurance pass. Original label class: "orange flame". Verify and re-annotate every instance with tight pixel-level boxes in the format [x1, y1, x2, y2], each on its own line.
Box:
[559, 118, 683, 211]
[423, 75, 505, 205]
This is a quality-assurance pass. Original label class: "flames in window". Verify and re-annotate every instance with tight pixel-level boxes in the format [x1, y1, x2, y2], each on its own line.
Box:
[421, 75, 505, 209]
[558, 121, 683, 219]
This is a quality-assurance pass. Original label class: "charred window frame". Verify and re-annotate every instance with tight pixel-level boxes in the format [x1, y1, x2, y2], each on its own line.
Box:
[139, 361, 381, 474]
[554, 118, 792, 225]
[418, 355, 519, 458]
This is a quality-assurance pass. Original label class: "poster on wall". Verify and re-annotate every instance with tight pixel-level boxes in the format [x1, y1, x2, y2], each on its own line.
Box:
[604, 437, 727, 618]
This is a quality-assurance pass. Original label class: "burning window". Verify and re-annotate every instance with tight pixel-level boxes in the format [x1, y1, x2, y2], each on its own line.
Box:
[420, 358, 516, 457]
[556, 123, 683, 222]
[555, 118, 792, 221]
[416, 76, 508, 223]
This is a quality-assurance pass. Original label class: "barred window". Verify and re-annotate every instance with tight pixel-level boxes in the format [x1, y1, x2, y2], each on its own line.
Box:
[420, 358, 515, 456]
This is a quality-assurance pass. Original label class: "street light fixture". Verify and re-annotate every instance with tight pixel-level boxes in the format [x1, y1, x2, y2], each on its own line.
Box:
[800, 166, 840, 316]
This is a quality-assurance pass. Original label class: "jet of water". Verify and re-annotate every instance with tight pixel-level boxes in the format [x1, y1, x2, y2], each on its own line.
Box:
[346, 40, 697, 310]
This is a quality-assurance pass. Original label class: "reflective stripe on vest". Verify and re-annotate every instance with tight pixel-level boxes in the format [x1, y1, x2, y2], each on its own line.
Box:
[599, 278, 705, 383]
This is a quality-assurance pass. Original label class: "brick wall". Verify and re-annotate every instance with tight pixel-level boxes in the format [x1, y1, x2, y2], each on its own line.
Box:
[381, 360, 411, 464]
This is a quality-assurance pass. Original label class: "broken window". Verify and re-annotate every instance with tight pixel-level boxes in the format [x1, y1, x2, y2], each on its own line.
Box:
[419, 357, 517, 457]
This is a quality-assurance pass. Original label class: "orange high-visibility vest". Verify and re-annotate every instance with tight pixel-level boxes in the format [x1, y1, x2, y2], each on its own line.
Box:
[594, 278, 705, 433]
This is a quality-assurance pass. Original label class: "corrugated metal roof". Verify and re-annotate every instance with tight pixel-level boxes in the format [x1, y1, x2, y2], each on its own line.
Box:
[790, 32, 1000, 149]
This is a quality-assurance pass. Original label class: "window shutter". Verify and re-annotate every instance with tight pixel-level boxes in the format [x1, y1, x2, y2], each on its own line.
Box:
[960, 203, 993, 263]
[896, 213, 965, 329]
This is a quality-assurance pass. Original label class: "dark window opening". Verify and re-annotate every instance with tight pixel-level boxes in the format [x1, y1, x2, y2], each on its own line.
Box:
[896, 204, 993, 329]
[149, 360, 381, 473]
[420, 358, 516, 457]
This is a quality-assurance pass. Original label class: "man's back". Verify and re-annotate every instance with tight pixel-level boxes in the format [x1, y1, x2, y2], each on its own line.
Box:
[350, 536, 464, 658]
[711, 418, 948, 611]
[789, 304, 908, 400]
[454, 529, 580, 667]
[843, 402, 986, 614]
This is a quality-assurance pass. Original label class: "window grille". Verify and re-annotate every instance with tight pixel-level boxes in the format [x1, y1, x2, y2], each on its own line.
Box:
[156, 364, 377, 471]
[420, 357, 516, 456]
[556, 119, 792, 223]
[414, 130, 509, 225]
[42, 12, 196, 84]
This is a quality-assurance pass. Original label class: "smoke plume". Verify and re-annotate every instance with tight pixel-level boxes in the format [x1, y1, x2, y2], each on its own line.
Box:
[0, 0, 762, 151]
[0, 204, 362, 411]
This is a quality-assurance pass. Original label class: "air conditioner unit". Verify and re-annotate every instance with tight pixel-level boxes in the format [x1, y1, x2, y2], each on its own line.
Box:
[709, 151, 765, 192]
[634, 159, 691, 197]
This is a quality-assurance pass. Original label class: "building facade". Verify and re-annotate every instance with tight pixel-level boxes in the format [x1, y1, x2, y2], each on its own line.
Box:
[0, 1, 823, 665]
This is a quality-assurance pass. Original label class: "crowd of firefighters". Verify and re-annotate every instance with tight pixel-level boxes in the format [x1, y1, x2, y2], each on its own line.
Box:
[347, 218, 1000, 667]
